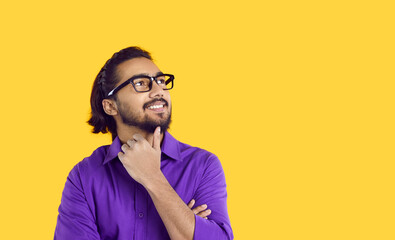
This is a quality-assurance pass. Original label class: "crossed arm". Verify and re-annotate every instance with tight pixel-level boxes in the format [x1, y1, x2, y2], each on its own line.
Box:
[142, 172, 208, 240]
[119, 127, 232, 239]
[119, 127, 230, 239]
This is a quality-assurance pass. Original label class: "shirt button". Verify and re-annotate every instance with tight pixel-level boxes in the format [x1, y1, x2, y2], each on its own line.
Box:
[138, 212, 144, 218]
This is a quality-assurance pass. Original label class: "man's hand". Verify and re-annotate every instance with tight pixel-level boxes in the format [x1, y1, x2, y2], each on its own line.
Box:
[118, 126, 162, 186]
[188, 199, 211, 220]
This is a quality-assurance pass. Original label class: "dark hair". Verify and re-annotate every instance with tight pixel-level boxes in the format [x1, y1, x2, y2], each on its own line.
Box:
[87, 46, 152, 140]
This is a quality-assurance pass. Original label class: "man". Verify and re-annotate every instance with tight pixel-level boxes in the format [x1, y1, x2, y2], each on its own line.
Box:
[54, 47, 233, 240]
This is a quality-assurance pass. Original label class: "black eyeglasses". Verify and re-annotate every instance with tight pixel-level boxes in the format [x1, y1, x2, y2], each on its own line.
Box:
[107, 74, 174, 97]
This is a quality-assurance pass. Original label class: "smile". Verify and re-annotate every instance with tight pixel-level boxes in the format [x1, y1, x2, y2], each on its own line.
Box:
[144, 99, 169, 113]
[147, 104, 164, 109]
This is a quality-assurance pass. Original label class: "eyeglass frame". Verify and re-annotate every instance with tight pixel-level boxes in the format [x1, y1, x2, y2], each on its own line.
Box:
[106, 73, 174, 97]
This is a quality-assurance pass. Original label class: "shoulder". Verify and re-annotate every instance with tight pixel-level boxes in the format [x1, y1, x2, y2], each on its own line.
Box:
[177, 139, 222, 170]
[69, 144, 110, 178]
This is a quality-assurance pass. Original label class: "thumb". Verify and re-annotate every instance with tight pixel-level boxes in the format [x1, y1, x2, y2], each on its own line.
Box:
[152, 126, 161, 150]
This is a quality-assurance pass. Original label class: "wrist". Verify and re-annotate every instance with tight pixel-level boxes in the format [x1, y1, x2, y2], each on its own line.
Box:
[142, 169, 166, 191]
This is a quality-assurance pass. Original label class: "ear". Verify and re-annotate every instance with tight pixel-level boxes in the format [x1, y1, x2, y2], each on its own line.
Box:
[102, 99, 118, 116]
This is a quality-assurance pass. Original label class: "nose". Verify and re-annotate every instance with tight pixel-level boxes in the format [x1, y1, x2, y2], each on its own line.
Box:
[149, 79, 165, 98]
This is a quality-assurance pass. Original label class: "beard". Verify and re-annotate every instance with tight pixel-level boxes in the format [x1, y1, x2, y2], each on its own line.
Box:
[116, 98, 171, 134]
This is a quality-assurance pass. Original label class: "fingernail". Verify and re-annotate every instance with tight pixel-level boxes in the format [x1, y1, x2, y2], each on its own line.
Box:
[202, 204, 207, 208]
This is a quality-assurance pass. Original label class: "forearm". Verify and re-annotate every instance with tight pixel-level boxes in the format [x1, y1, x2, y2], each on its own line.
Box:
[144, 171, 195, 240]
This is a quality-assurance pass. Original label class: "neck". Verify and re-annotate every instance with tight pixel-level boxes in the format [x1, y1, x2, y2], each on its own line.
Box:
[116, 124, 164, 146]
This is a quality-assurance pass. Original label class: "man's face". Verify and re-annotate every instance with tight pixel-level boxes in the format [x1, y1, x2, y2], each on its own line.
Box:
[113, 57, 172, 133]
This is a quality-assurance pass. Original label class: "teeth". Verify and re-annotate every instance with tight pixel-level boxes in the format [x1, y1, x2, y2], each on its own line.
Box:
[148, 105, 164, 109]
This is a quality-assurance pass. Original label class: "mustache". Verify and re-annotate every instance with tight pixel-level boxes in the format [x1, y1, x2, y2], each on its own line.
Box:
[143, 98, 169, 109]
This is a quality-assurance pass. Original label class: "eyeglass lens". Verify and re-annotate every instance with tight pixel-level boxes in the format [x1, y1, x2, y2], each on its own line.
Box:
[132, 75, 173, 92]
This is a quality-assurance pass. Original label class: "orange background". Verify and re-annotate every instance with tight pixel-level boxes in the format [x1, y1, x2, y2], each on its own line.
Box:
[0, 0, 394, 239]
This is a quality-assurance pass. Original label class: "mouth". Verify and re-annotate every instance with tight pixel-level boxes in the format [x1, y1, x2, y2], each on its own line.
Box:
[144, 100, 168, 113]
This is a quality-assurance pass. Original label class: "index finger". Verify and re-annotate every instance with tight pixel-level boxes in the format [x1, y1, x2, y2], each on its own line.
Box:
[187, 199, 195, 208]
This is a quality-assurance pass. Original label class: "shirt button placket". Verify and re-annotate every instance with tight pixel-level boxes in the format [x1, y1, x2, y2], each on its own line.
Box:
[135, 183, 147, 240]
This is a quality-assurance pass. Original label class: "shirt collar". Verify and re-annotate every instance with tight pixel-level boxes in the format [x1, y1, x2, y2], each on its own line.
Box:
[102, 131, 182, 165]
[161, 131, 182, 161]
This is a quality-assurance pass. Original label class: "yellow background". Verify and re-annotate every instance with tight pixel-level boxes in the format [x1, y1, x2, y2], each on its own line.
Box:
[0, 0, 394, 239]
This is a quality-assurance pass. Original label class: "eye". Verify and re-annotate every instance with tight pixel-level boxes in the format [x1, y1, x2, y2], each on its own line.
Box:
[156, 76, 167, 85]
[134, 79, 149, 86]
[135, 81, 144, 86]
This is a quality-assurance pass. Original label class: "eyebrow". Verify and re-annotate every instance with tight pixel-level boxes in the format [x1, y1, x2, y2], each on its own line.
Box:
[128, 71, 164, 79]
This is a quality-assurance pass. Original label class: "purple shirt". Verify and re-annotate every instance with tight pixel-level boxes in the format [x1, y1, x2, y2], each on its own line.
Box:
[55, 132, 233, 240]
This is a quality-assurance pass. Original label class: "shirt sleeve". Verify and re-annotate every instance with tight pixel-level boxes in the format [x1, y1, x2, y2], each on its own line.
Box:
[54, 164, 100, 240]
[193, 155, 234, 240]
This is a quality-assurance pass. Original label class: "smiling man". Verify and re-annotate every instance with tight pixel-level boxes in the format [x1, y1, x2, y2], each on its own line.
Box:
[54, 47, 233, 240]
